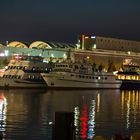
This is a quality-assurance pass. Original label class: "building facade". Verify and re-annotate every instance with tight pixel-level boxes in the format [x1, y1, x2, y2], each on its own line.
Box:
[75, 35, 140, 71]
[77, 34, 140, 53]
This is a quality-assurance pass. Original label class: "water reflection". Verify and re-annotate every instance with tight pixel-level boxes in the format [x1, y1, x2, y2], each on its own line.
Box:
[0, 91, 7, 138]
[73, 90, 140, 139]
[0, 89, 140, 140]
[121, 90, 140, 130]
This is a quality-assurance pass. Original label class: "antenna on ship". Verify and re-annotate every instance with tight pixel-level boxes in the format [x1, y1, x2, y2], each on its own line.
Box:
[6, 41, 8, 47]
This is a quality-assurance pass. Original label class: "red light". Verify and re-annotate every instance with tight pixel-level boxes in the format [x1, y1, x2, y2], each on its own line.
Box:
[80, 104, 88, 139]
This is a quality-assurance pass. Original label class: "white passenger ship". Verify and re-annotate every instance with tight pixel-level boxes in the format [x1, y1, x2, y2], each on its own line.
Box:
[41, 62, 121, 89]
[0, 54, 50, 89]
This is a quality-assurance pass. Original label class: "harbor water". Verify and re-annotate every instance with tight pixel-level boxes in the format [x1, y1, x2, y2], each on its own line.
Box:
[0, 89, 140, 139]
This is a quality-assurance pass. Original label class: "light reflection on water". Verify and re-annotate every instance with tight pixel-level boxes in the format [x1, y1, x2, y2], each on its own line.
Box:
[0, 89, 140, 139]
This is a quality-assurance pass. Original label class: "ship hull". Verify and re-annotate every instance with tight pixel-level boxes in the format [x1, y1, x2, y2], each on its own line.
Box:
[120, 80, 140, 89]
[0, 78, 47, 89]
[41, 72, 121, 89]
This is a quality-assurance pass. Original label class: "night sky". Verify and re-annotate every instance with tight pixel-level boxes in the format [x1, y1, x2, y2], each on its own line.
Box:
[0, 0, 140, 44]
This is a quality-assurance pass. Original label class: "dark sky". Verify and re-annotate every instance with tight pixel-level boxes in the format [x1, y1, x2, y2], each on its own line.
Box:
[0, 0, 140, 44]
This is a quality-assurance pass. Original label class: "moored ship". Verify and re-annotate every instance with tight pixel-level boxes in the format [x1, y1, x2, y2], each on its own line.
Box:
[41, 62, 121, 89]
[0, 54, 50, 89]
[116, 64, 140, 89]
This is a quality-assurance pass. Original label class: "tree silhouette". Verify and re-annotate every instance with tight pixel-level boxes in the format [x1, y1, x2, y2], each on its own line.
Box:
[108, 60, 116, 72]
[98, 63, 104, 72]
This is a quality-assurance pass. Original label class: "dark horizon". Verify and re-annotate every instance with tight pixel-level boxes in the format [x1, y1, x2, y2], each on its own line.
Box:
[0, 0, 140, 44]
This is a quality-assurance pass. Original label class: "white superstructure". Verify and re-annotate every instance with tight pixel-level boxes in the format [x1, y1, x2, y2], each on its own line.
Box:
[0, 54, 50, 89]
[41, 62, 121, 89]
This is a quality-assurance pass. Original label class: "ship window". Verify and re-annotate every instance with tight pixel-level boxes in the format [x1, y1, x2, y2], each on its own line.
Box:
[79, 75, 81, 78]
[105, 77, 107, 80]
[75, 65, 79, 69]
[82, 75, 85, 78]
[86, 76, 88, 79]
[89, 76, 91, 79]
[96, 77, 98, 79]
[92, 77, 95, 79]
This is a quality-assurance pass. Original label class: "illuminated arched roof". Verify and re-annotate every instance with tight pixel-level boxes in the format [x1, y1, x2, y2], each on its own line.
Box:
[8, 41, 28, 48]
[29, 41, 52, 49]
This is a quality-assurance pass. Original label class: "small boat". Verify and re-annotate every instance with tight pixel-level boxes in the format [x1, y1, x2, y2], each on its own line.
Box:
[0, 54, 51, 89]
[41, 61, 121, 89]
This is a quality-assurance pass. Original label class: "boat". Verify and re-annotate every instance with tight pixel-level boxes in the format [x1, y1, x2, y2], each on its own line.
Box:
[116, 64, 140, 89]
[41, 61, 121, 89]
[0, 54, 51, 89]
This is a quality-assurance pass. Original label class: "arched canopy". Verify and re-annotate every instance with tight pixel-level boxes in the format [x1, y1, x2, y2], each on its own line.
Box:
[29, 41, 52, 49]
[8, 41, 28, 48]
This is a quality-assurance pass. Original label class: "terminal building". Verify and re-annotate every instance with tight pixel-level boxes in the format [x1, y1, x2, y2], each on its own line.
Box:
[73, 35, 140, 71]
[77, 34, 140, 52]
[0, 41, 76, 62]
[0, 35, 140, 71]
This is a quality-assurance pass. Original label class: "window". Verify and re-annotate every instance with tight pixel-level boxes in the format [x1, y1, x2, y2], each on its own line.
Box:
[105, 77, 107, 80]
